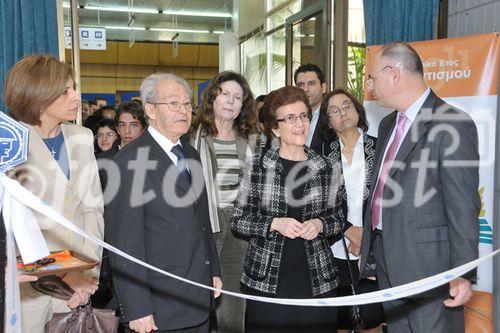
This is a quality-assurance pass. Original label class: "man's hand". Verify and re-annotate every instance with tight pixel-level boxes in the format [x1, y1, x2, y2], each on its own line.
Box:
[270, 217, 303, 239]
[443, 277, 472, 307]
[129, 314, 158, 333]
[344, 226, 363, 249]
[18, 274, 38, 283]
[213, 277, 223, 298]
[299, 219, 323, 240]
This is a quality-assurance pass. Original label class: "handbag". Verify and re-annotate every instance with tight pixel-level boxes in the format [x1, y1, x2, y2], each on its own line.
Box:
[31, 275, 119, 333]
[338, 231, 365, 331]
[336, 230, 385, 331]
[45, 303, 119, 333]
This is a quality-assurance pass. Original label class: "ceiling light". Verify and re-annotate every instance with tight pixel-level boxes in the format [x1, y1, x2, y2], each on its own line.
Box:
[62, 3, 231, 18]
[103, 26, 147, 31]
[161, 10, 231, 18]
[85, 5, 158, 14]
[150, 28, 210, 34]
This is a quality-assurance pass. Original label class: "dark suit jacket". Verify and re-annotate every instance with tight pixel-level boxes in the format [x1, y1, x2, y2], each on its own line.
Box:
[105, 130, 220, 330]
[359, 91, 480, 293]
[309, 120, 324, 154]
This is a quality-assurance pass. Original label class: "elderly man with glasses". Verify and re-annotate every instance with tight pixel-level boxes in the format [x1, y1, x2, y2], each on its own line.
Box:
[105, 73, 222, 333]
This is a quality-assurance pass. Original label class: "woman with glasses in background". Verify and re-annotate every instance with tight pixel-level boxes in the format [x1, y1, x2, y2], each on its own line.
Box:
[94, 119, 119, 154]
[190, 71, 258, 333]
[318, 88, 385, 331]
[231, 86, 342, 332]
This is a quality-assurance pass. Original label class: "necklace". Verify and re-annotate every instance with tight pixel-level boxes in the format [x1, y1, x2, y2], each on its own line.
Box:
[44, 133, 62, 157]
[342, 146, 355, 154]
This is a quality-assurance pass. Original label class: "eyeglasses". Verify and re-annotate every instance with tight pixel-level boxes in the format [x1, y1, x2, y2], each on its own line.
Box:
[96, 132, 118, 139]
[327, 101, 353, 117]
[276, 112, 312, 125]
[151, 101, 193, 112]
[366, 66, 392, 85]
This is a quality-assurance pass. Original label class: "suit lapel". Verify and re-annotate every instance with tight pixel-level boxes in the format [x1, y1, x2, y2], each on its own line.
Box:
[147, 133, 196, 200]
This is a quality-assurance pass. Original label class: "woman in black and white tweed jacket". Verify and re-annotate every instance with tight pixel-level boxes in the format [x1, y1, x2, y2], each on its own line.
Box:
[231, 86, 343, 332]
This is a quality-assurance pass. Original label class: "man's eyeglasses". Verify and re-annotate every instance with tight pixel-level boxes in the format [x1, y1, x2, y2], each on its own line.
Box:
[366, 66, 392, 85]
[327, 101, 353, 117]
[95, 132, 118, 139]
[276, 112, 312, 125]
[151, 101, 193, 112]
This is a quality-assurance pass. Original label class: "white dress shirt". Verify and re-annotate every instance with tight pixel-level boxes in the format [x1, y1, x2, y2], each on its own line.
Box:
[331, 129, 365, 260]
[148, 126, 184, 168]
[374, 88, 430, 230]
[306, 105, 320, 147]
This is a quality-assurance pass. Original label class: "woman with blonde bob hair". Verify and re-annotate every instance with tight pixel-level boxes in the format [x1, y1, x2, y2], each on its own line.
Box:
[4, 54, 104, 333]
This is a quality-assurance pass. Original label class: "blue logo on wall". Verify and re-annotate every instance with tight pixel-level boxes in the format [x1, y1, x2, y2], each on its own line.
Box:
[479, 218, 493, 244]
[0, 112, 29, 173]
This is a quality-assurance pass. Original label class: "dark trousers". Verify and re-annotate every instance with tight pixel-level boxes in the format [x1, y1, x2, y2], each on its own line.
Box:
[373, 232, 465, 333]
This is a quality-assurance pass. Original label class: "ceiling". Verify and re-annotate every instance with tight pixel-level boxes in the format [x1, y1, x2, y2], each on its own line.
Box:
[63, 0, 234, 44]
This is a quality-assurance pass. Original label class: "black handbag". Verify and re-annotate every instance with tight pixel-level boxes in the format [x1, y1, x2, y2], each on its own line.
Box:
[336, 230, 385, 331]
[338, 232, 365, 331]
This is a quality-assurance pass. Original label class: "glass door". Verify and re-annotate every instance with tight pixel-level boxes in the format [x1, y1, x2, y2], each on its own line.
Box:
[284, 0, 331, 86]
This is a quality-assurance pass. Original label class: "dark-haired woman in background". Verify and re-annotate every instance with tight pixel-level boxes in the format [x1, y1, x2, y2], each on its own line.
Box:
[94, 119, 119, 154]
[191, 71, 258, 333]
[318, 88, 384, 331]
[232, 86, 342, 333]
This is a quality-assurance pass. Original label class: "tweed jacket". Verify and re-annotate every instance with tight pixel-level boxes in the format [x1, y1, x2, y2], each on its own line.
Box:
[230, 146, 343, 296]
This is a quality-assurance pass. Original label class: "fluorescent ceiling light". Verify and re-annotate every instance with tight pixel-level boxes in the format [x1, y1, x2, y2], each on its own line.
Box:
[103, 26, 146, 31]
[162, 10, 231, 18]
[213, 30, 225, 34]
[62, 3, 231, 18]
[84, 5, 158, 14]
[150, 28, 210, 34]
[97, 26, 218, 34]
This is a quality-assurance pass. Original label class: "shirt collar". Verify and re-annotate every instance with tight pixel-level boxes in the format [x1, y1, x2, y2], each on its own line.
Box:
[401, 88, 431, 123]
[338, 128, 364, 150]
[148, 126, 181, 152]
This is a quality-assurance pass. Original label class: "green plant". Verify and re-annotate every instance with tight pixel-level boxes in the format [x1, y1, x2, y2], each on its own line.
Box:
[347, 45, 366, 102]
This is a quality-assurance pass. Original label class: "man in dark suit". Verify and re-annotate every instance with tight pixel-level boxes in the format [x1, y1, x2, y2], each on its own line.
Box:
[294, 63, 327, 153]
[359, 41, 479, 332]
[105, 73, 222, 333]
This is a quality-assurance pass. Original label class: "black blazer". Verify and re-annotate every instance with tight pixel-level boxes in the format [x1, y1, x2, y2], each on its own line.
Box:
[105, 130, 220, 330]
[321, 133, 377, 245]
[309, 120, 324, 154]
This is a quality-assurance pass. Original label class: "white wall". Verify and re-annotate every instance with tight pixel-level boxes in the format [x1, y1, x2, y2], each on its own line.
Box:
[448, 0, 500, 37]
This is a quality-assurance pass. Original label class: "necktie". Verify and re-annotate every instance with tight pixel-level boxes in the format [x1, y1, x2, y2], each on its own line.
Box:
[371, 113, 408, 230]
[171, 144, 191, 185]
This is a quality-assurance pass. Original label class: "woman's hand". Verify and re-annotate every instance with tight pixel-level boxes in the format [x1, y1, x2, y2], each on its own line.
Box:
[62, 271, 98, 307]
[299, 219, 323, 240]
[348, 242, 361, 257]
[344, 226, 363, 249]
[18, 274, 38, 283]
[270, 217, 304, 239]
